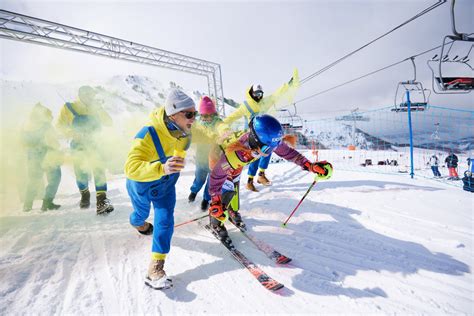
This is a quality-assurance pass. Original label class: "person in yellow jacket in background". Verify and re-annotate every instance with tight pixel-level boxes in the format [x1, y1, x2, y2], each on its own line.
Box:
[125, 88, 203, 290]
[57, 86, 114, 215]
[219, 69, 300, 192]
[22, 103, 63, 212]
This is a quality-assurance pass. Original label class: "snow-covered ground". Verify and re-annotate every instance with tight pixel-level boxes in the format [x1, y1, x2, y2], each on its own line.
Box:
[0, 156, 472, 315]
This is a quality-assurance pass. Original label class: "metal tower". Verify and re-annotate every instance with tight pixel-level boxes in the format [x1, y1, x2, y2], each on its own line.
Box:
[0, 9, 226, 114]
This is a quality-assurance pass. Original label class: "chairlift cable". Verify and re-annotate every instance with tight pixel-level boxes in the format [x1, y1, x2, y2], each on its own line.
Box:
[300, 0, 446, 85]
[294, 34, 472, 105]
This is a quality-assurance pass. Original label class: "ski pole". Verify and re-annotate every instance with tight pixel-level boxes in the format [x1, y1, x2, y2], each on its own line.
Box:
[281, 178, 318, 227]
[174, 214, 208, 228]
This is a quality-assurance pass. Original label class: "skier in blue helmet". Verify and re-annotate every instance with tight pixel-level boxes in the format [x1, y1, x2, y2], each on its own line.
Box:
[207, 114, 333, 243]
[248, 114, 284, 152]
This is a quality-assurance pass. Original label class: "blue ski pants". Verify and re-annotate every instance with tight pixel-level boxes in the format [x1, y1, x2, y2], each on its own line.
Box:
[190, 164, 211, 201]
[24, 149, 61, 204]
[248, 153, 272, 177]
[127, 173, 179, 254]
[431, 166, 441, 177]
[71, 141, 107, 192]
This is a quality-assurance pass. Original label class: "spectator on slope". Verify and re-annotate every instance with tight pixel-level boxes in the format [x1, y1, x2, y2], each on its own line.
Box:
[57, 85, 114, 214]
[207, 114, 332, 243]
[188, 96, 223, 211]
[429, 154, 442, 178]
[219, 69, 300, 192]
[445, 151, 459, 180]
[125, 88, 215, 290]
[22, 103, 63, 212]
[467, 156, 474, 177]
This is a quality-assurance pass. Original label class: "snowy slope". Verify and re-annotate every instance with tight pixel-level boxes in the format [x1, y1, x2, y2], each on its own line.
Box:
[0, 158, 472, 315]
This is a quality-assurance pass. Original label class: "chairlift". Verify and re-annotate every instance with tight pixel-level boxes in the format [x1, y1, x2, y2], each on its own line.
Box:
[392, 57, 430, 112]
[427, 0, 474, 94]
[277, 104, 303, 132]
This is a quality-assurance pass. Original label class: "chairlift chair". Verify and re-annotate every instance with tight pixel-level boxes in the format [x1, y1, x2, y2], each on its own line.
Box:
[427, 0, 474, 94]
[277, 104, 304, 133]
[392, 57, 430, 112]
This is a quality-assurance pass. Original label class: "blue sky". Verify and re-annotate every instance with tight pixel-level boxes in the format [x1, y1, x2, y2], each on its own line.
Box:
[1, 0, 473, 117]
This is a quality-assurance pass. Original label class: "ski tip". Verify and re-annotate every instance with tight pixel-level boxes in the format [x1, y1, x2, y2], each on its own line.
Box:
[276, 256, 292, 264]
[268, 283, 285, 292]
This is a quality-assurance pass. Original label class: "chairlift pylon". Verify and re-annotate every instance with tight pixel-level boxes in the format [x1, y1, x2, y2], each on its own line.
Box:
[392, 57, 430, 112]
[427, 0, 474, 94]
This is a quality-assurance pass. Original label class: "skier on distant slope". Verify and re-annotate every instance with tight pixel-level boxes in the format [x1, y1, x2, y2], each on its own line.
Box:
[219, 69, 300, 192]
[125, 88, 216, 290]
[207, 114, 333, 243]
[445, 151, 459, 180]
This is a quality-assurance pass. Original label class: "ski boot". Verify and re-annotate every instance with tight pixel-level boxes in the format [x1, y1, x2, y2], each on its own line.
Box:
[96, 192, 114, 215]
[145, 259, 172, 290]
[209, 216, 232, 246]
[246, 178, 259, 192]
[133, 222, 153, 235]
[41, 199, 61, 211]
[188, 192, 197, 203]
[200, 199, 209, 211]
[257, 171, 272, 186]
[79, 189, 91, 208]
[228, 209, 246, 231]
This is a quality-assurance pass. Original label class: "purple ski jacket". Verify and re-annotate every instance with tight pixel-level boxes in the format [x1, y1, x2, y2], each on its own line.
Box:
[209, 132, 310, 198]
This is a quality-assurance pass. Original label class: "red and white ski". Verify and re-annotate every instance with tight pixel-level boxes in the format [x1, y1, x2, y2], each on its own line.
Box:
[228, 221, 292, 264]
[204, 224, 284, 292]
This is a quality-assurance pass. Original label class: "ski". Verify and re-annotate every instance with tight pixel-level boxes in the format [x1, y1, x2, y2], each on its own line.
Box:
[229, 220, 292, 265]
[204, 224, 284, 292]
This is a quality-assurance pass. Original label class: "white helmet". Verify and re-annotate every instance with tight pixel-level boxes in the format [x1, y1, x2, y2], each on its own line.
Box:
[252, 84, 263, 93]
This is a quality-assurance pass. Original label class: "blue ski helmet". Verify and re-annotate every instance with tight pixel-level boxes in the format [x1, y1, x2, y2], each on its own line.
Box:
[249, 114, 284, 151]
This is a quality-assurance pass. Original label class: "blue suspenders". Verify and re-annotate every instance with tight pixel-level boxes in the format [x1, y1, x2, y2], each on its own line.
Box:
[65, 102, 78, 116]
[243, 101, 259, 129]
[147, 126, 168, 164]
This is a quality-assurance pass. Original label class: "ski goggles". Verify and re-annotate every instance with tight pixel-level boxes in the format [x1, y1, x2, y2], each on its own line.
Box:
[180, 110, 198, 119]
[249, 135, 272, 157]
[252, 91, 264, 98]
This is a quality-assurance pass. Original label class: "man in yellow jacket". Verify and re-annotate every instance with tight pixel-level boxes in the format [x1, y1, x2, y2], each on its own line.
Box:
[57, 86, 114, 215]
[220, 69, 299, 192]
[22, 103, 63, 212]
[125, 88, 198, 290]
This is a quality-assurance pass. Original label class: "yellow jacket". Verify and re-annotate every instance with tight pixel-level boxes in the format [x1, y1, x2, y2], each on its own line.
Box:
[125, 107, 215, 182]
[220, 69, 300, 131]
[56, 99, 112, 141]
[23, 103, 63, 168]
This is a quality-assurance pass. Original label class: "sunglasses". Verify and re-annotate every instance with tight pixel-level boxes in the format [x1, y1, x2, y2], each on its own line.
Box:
[181, 111, 198, 119]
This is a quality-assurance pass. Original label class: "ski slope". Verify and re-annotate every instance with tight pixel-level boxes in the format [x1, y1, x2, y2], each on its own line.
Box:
[0, 159, 472, 315]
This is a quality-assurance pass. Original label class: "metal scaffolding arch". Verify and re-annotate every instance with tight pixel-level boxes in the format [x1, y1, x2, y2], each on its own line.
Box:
[0, 9, 226, 115]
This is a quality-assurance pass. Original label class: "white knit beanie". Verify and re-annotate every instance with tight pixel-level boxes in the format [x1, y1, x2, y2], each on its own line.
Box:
[164, 88, 195, 116]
